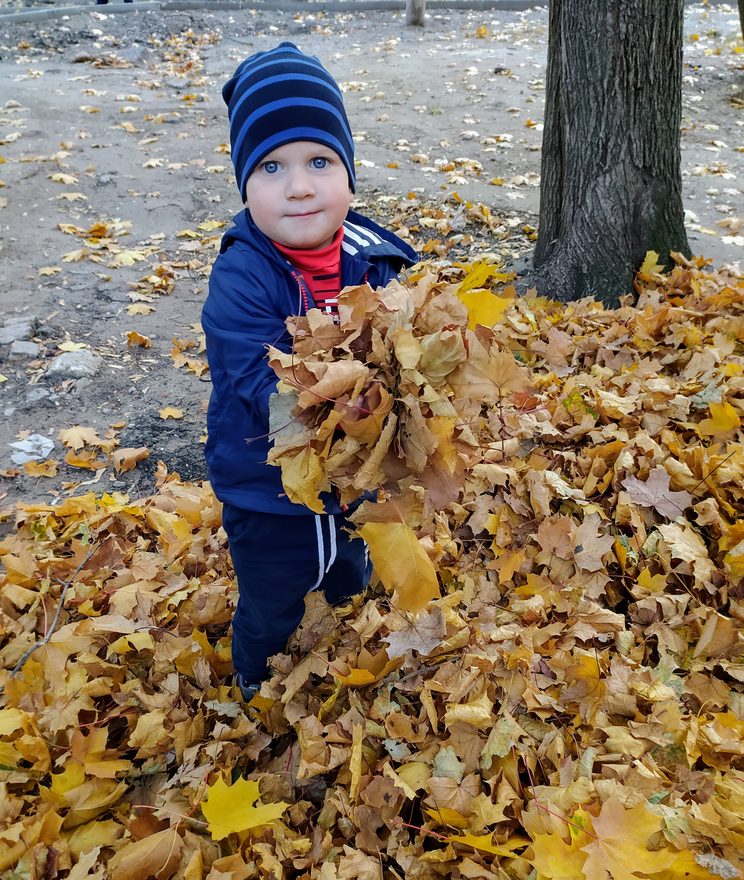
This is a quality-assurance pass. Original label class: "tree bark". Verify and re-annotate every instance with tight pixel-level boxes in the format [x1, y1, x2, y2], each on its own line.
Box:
[533, 0, 690, 306]
[739, 0, 744, 40]
[406, 0, 426, 26]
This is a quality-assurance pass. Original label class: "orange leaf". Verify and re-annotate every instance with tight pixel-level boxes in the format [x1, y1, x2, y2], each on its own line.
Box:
[126, 330, 151, 349]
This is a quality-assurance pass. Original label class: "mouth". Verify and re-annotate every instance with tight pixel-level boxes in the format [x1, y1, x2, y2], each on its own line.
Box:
[286, 211, 320, 218]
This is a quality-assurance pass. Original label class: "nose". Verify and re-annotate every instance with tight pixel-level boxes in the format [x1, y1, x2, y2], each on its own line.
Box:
[286, 167, 315, 199]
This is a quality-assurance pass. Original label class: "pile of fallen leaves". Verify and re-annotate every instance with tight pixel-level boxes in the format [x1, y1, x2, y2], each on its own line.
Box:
[266, 263, 525, 513]
[1, 254, 744, 880]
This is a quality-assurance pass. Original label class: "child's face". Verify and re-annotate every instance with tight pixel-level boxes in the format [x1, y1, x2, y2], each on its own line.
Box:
[245, 140, 353, 250]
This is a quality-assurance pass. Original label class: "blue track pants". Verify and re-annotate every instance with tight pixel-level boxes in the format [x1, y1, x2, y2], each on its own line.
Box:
[221, 504, 372, 682]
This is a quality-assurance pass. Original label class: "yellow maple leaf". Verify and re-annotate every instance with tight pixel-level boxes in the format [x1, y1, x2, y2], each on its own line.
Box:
[58, 425, 103, 451]
[201, 776, 289, 841]
[654, 851, 728, 880]
[636, 568, 667, 593]
[38, 266, 61, 276]
[697, 401, 740, 437]
[58, 341, 88, 352]
[581, 797, 677, 880]
[458, 288, 512, 329]
[457, 260, 512, 295]
[638, 250, 663, 277]
[531, 827, 590, 880]
[358, 521, 440, 612]
[159, 407, 184, 420]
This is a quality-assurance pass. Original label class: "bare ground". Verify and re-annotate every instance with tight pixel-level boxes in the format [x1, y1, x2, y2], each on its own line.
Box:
[0, 3, 742, 511]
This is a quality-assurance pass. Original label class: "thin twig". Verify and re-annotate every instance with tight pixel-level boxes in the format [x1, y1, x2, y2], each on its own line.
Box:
[10, 542, 98, 678]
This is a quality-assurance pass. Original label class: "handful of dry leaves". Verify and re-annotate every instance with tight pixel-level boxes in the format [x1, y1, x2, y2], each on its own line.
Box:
[266, 269, 531, 517]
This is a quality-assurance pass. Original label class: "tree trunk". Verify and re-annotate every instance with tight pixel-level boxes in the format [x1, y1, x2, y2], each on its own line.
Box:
[406, 0, 425, 26]
[533, 0, 690, 306]
[739, 0, 744, 40]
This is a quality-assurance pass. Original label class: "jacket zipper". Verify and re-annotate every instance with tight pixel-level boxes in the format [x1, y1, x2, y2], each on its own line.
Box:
[291, 269, 311, 314]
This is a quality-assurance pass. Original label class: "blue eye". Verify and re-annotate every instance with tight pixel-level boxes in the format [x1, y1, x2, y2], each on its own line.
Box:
[311, 157, 329, 169]
[262, 160, 279, 174]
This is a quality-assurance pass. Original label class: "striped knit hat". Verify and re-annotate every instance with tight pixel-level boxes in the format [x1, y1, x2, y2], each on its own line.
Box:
[223, 42, 356, 199]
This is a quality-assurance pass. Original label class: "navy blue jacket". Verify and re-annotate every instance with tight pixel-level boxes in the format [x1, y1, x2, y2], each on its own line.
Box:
[202, 208, 418, 514]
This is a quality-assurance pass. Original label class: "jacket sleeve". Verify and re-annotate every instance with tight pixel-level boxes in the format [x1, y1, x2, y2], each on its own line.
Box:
[202, 248, 292, 430]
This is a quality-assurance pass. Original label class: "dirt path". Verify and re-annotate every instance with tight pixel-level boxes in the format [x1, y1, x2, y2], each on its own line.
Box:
[0, 3, 742, 511]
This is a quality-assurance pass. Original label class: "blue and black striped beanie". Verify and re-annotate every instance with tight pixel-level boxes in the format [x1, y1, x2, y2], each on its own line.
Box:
[223, 42, 356, 198]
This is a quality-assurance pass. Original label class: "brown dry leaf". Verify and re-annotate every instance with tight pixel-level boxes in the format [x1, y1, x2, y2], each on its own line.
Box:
[107, 828, 183, 880]
[622, 466, 693, 519]
[111, 447, 150, 474]
[383, 606, 446, 658]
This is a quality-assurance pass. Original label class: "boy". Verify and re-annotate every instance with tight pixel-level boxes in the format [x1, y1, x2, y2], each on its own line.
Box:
[202, 43, 417, 700]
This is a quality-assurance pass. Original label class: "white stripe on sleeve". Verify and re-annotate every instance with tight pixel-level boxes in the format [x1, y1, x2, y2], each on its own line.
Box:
[345, 221, 383, 245]
[343, 225, 372, 247]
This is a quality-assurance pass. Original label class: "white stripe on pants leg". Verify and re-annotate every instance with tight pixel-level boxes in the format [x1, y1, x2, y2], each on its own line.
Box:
[325, 514, 337, 573]
[309, 515, 325, 591]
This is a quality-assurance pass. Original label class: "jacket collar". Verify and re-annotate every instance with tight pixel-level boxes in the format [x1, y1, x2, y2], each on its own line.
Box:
[220, 207, 418, 273]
